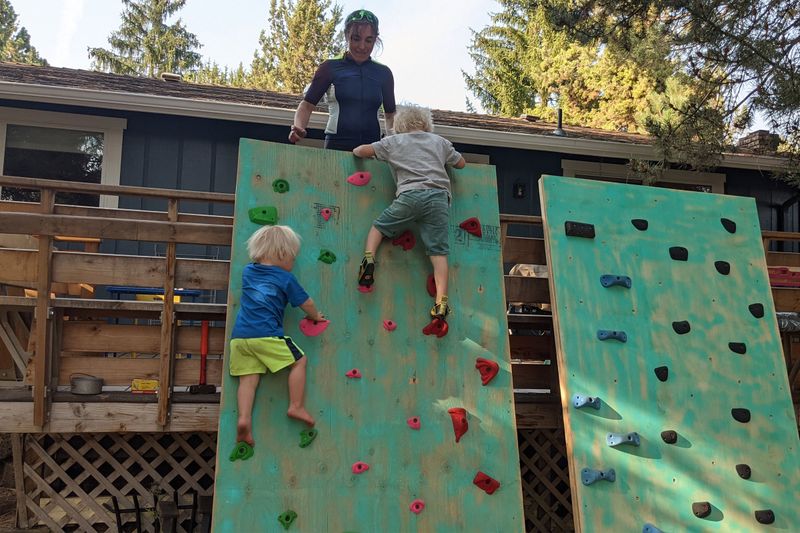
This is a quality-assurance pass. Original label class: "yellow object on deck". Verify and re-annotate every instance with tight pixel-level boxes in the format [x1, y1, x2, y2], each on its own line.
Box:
[131, 378, 158, 394]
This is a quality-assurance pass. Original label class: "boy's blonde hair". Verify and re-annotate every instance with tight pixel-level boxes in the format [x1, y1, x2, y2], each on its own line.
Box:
[394, 104, 433, 133]
[246, 225, 301, 263]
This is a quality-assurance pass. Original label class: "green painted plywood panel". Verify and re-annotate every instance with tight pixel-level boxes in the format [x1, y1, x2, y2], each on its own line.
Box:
[211, 140, 524, 532]
[539, 175, 800, 532]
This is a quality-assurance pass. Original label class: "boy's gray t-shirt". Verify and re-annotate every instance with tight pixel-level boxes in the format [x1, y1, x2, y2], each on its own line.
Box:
[370, 131, 462, 197]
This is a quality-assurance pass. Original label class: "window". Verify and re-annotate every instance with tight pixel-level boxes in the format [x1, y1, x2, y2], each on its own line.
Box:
[561, 160, 726, 194]
[0, 108, 126, 208]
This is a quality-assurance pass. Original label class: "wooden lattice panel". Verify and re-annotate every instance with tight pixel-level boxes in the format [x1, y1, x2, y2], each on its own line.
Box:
[540, 175, 800, 531]
[518, 428, 574, 532]
[14, 432, 215, 531]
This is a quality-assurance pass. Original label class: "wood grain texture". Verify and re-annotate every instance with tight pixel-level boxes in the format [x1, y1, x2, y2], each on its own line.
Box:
[211, 140, 524, 532]
[540, 175, 800, 532]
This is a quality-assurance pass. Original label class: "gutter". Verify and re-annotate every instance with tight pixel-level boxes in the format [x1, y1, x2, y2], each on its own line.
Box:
[0, 80, 789, 172]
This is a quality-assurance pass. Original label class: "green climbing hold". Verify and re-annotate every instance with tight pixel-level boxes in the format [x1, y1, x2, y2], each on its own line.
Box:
[318, 249, 336, 264]
[248, 205, 278, 226]
[299, 428, 318, 448]
[229, 441, 254, 462]
[273, 179, 290, 194]
[278, 510, 297, 530]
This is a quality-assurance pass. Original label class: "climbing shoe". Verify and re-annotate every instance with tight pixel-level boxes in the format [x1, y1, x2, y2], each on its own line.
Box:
[358, 257, 375, 287]
[429, 301, 451, 319]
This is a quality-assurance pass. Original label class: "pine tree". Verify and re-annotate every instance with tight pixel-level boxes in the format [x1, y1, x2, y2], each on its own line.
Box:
[0, 0, 47, 65]
[88, 0, 201, 77]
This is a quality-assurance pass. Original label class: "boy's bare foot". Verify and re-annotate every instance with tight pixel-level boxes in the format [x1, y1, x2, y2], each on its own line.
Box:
[287, 406, 316, 426]
[236, 420, 255, 446]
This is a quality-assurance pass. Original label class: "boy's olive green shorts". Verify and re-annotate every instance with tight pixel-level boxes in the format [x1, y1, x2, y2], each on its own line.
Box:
[229, 336, 305, 376]
[373, 189, 450, 256]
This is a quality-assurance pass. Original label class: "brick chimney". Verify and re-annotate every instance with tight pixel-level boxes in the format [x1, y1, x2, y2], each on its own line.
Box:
[737, 130, 781, 154]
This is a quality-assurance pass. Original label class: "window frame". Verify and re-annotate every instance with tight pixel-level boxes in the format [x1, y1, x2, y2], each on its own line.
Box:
[561, 159, 726, 193]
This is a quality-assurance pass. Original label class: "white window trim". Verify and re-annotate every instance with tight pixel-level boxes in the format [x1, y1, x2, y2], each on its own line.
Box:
[0, 107, 127, 208]
[561, 159, 726, 193]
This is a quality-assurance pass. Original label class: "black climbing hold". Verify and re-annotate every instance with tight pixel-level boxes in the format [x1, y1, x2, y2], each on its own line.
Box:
[721, 218, 737, 233]
[731, 408, 751, 423]
[597, 330, 627, 342]
[754, 510, 775, 524]
[669, 247, 688, 261]
[565, 221, 595, 238]
[692, 501, 712, 518]
[654, 366, 669, 382]
[714, 261, 731, 275]
[672, 321, 691, 335]
[735, 463, 752, 479]
[728, 342, 747, 354]
[631, 219, 648, 231]
[748, 303, 764, 319]
[660, 430, 678, 444]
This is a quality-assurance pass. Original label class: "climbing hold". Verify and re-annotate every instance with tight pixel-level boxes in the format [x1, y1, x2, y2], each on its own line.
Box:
[423, 317, 449, 338]
[735, 463, 751, 479]
[346, 171, 372, 186]
[600, 275, 632, 288]
[720, 218, 737, 233]
[351, 461, 370, 474]
[272, 179, 290, 193]
[607, 432, 641, 447]
[459, 217, 483, 238]
[654, 366, 669, 382]
[299, 428, 318, 448]
[669, 246, 688, 261]
[692, 501, 712, 519]
[320, 207, 332, 221]
[642, 524, 664, 533]
[572, 394, 601, 410]
[407, 416, 421, 430]
[473, 471, 501, 494]
[754, 510, 775, 524]
[475, 358, 500, 386]
[597, 330, 627, 342]
[728, 342, 747, 354]
[448, 407, 468, 443]
[660, 430, 678, 444]
[248, 205, 278, 226]
[672, 320, 691, 335]
[426, 273, 436, 297]
[409, 499, 425, 514]
[278, 510, 297, 530]
[299, 318, 330, 337]
[345, 368, 362, 379]
[392, 230, 416, 251]
[714, 260, 731, 275]
[731, 408, 751, 423]
[383, 319, 397, 332]
[748, 303, 764, 318]
[318, 249, 336, 264]
[229, 441, 254, 462]
[580, 468, 615, 486]
[564, 221, 595, 238]
[631, 219, 649, 231]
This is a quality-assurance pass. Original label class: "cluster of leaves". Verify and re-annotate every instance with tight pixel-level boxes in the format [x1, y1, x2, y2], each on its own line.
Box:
[0, 0, 46, 65]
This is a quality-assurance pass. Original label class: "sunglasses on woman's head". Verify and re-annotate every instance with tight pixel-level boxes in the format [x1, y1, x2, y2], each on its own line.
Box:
[346, 9, 378, 26]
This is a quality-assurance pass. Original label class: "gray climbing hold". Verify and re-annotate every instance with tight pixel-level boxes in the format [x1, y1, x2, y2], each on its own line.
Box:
[597, 330, 627, 342]
[600, 274, 632, 288]
[572, 394, 601, 410]
[607, 432, 641, 447]
[581, 467, 615, 485]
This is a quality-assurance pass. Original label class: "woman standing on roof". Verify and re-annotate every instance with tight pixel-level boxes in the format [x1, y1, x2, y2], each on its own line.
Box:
[288, 9, 396, 151]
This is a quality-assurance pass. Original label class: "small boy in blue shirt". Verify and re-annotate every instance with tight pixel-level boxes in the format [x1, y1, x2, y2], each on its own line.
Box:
[230, 225, 324, 448]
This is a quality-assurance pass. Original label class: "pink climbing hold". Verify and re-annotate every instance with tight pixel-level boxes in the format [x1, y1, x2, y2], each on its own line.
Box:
[299, 318, 330, 337]
[347, 171, 372, 186]
[351, 461, 370, 474]
[409, 499, 425, 514]
[383, 319, 397, 331]
[345, 368, 362, 379]
[358, 285, 374, 293]
[392, 230, 416, 251]
[448, 407, 468, 443]
[407, 416, 421, 430]
[320, 207, 332, 221]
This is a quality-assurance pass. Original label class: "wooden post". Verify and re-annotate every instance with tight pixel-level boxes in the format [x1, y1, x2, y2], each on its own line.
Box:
[11, 434, 29, 528]
[157, 199, 178, 427]
[33, 189, 54, 428]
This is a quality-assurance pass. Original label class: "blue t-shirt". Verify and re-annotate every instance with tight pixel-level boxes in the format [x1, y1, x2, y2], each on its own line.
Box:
[231, 263, 309, 339]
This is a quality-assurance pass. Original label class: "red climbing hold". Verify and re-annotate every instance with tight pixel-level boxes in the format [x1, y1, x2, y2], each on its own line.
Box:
[320, 207, 332, 221]
[345, 368, 362, 379]
[448, 407, 468, 443]
[459, 217, 482, 238]
[426, 273, 436, 297]
[473, 471, 500, 495]
[475, 358, 499, 386]
[392, 230, 416, 251]
[351, 461, 370, 474]
[357, 285, 374, 293]
[299, 318, 330, 337]
[423, 317, 448, 338]
[346, 171, 372, 186]
[409, 499, 425, 514]
[383, 319, 397, 331]
[407, 416, 421, 430]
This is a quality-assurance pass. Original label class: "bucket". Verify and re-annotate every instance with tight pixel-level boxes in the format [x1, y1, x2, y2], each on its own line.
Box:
[70, 373, 103, 395]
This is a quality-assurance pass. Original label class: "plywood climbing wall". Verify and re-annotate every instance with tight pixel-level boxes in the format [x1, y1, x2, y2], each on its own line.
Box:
[539, 175, 800, 532]
[211, 140, 524, 532]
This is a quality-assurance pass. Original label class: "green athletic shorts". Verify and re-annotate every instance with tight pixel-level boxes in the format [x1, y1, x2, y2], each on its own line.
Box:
[229, 336, 305, 376]
[373, 189, 450, 256]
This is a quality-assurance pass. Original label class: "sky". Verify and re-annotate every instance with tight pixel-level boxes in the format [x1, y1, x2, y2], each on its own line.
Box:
[12, 0, 499, 113]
